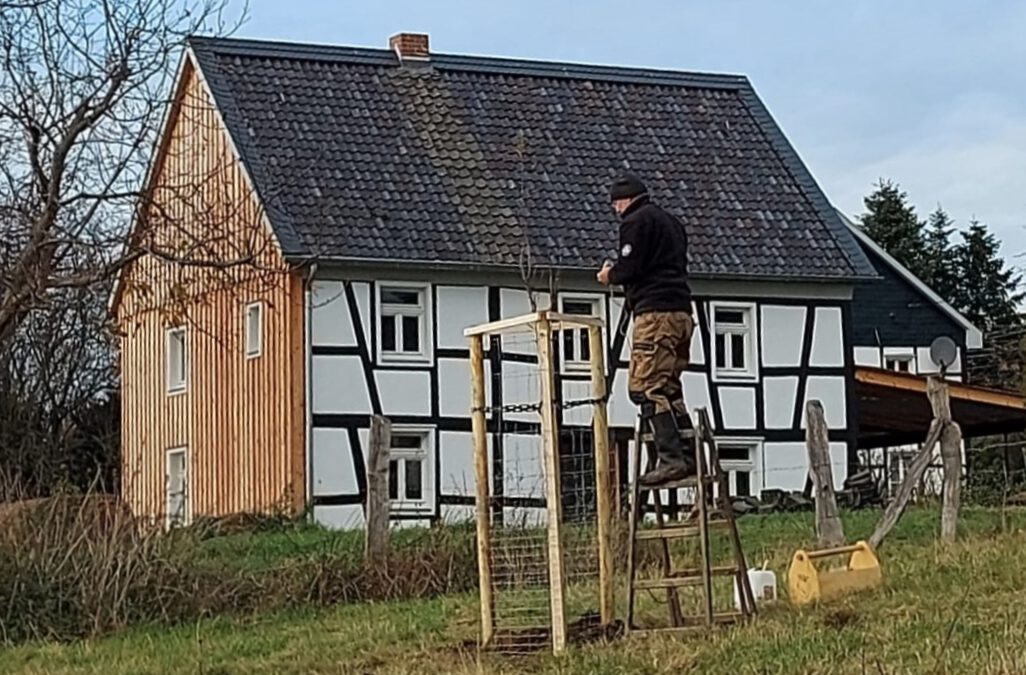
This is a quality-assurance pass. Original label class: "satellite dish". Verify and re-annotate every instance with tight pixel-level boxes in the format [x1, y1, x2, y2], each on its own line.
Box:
[929, 336, 958, 370]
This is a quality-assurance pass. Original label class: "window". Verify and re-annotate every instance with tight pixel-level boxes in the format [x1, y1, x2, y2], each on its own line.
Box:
[166, 447, 189, 528]
[245, 302, 263, 358]
[717, 440, 759, 497]
[711, 303, 757, 380]
[559, 296, 600, 371]
[166, 327, 187, 394]
[387, 430, 433, 513]
[885, 355, 913, 373]
[378, 284, 429, 363]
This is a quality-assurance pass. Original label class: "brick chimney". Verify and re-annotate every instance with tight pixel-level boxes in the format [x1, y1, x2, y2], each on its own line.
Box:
[389, 33, 429, 62]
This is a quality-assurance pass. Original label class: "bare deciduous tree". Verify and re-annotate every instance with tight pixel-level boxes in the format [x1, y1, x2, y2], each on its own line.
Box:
[0, 0, 271, 498]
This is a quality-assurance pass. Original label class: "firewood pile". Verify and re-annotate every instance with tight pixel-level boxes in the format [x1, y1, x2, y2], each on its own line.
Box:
[728, 470, 884, 517]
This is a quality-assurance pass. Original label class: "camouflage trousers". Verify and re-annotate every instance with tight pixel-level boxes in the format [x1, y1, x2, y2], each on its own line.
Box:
[627, 310, 695, 419]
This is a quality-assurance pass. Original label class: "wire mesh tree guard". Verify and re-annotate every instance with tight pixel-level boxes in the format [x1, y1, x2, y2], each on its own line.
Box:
[465, 311, 615, 656]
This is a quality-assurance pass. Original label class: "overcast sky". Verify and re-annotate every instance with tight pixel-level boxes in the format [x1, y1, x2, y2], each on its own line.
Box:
[228, 0, 1026, 264]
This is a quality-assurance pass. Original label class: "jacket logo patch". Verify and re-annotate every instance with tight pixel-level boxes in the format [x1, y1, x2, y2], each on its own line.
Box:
[621, 244, 632, 257]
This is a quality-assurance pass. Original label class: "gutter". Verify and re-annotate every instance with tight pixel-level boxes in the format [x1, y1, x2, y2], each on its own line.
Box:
[303, 261, 318, 520]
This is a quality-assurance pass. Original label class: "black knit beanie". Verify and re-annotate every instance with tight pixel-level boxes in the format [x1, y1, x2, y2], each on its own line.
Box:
[609, 174, 647, 201]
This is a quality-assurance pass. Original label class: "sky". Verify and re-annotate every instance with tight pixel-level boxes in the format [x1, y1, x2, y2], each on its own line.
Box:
[225, 0, 1026, 264]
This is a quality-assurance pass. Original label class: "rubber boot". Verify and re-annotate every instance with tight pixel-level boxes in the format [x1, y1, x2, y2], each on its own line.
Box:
[639, 411, 697, 486]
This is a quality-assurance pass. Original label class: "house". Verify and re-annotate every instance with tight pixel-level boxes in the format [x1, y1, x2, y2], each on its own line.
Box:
[112, 32, 1020, 530]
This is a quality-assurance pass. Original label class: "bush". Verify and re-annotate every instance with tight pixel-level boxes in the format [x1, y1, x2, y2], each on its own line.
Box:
[0, 497, 480, 645]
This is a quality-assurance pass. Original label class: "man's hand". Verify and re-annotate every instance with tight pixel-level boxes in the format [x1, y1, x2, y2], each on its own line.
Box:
[597, 260, 614, 286]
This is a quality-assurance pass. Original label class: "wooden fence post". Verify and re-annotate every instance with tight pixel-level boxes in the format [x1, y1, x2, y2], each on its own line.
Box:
[469, 334, 494, 647]
[930, 375, 963, 542]
[805, 400, 845, 548]
[536, 314, 568, 655]
[365, 414, 392, 566]
[588, 325, 614, 627]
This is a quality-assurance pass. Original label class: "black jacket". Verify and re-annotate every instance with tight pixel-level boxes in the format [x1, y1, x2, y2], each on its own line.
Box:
[607, 195, 692, 315]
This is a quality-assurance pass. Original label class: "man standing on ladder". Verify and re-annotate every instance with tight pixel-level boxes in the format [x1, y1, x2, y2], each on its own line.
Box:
[597, 174, 697, 486]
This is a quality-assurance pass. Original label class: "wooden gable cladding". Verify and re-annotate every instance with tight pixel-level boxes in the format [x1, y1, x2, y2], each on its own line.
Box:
[116, 57, 305, 523]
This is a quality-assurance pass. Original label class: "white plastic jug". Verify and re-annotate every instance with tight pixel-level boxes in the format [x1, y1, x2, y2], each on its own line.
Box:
[734, 562, 778, 609]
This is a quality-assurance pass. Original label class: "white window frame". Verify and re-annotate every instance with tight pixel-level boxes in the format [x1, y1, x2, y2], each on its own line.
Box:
[710, 301, 758, 382]
[245, 302, 263, 359]
[387, 426, 435, 515]
[715, 437, 762, 498]
[376, 282, 432, 365]
[166, 326, 188, 395]
[882, 347, 916, 374]
[165, 446, 190, 529]
[558, 294, 603, 373]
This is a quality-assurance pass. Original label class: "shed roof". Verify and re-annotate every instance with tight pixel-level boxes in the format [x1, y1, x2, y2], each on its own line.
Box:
[856, 367, 1026, 448]
[188, 36, 875, 281]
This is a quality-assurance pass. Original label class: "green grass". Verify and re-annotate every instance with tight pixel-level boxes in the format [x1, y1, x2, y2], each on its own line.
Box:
[4, 507, 1026, 674]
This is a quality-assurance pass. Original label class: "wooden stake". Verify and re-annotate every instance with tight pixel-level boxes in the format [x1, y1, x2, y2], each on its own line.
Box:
[365, 414, 392, 566]
[469, 334, 494, 647]
[805, 400, 845, 548]
[869, 418, 943, 550]
[588, 325, 614, 627]
[536, 316, 568, 655]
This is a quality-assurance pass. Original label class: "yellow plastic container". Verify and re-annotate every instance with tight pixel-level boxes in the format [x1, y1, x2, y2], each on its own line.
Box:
[787, 540, 882, 606]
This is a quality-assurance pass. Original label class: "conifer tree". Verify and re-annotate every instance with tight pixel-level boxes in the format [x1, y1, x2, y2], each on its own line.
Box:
[858, 179, 928, 280]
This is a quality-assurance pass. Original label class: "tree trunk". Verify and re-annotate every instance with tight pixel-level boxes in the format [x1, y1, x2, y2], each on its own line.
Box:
[365, 415, 392, 566]
[805, 400, 845, 548]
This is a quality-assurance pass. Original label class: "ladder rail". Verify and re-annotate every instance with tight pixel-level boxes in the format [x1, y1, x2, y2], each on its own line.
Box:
[625, 406, 757, 633]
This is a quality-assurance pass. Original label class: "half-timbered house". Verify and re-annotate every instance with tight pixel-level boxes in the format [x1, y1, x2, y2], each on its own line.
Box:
[114, 32, 1019, 529]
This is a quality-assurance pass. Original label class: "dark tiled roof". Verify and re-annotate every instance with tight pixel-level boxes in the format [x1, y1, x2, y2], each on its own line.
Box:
[188, 37, 875, 280]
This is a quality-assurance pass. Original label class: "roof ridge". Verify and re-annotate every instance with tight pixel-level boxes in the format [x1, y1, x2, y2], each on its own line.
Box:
[186, 35, 748, 88]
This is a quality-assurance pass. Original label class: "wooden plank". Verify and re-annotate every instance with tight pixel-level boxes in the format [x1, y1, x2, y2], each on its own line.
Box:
[463, 312, 542, 337]
[694, 411, 714, 627]
[587, 325, 614, 627]
[805, 400, 845, 548]
[535, 315, 568, 655]
[855, 366, 1026, 410]
[365, 415, 391, 566]
[469, 334, 494, 647]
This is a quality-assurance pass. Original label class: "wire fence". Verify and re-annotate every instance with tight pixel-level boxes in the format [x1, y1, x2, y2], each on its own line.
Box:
[484, 329, 606, 653]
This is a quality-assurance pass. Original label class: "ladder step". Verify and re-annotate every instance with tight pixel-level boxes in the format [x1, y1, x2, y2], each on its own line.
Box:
[630, 613, 745, 634]
[636, 475, 716, 491]
[634, 566, 739, 590]
[634, 520, 730, 541]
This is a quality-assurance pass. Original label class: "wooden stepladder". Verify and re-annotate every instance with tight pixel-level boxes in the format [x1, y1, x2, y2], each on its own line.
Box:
[625, 407, 757, 634]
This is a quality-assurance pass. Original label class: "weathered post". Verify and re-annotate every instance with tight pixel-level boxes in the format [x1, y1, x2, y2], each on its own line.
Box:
[805, 400, 845, 548]
[365, 414, 392, 566]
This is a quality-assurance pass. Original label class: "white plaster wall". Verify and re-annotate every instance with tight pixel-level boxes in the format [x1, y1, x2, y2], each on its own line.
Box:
[802, 376, 847, 429]
[310, 281, 356, 346]
[809, 307, 845, 367]
[314, 504, 364, 529]
[854, 346, 882, 367]
[311, 355, 372, 414]
[763, 376, 798, 429]
[311, 428, 357, 496]
[437, 286, 489, 349]
[438, 358, 473, 418]
[352, 282, 372, 348]
[761, 442, 808, 491]
[760, 306, 806, 367]
[375, 370, 432, 416]
[683, 372, 713, 422]
[719, 387, 757, 429]
[439, 431, 476, 498]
